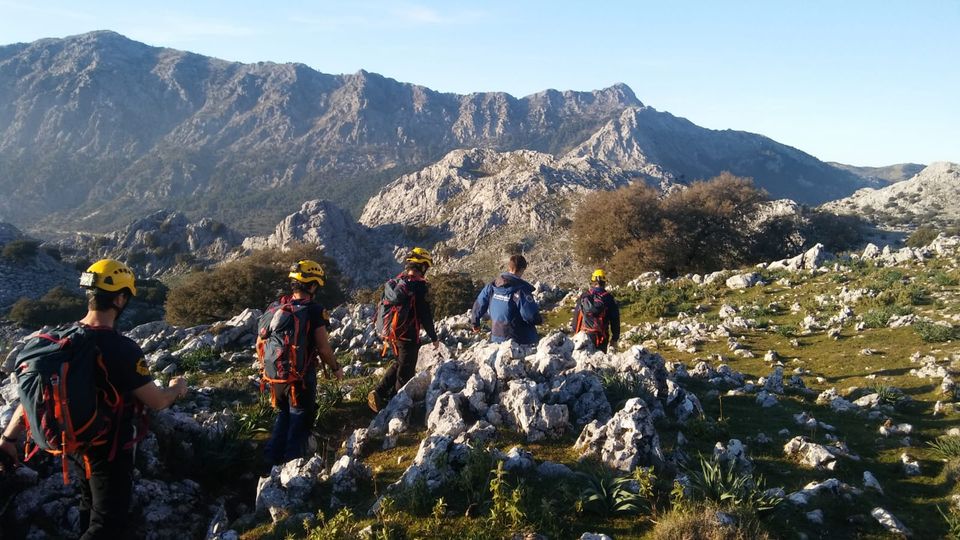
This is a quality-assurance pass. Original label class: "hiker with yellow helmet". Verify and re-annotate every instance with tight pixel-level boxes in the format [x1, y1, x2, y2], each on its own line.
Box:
[257, 259, 341, 465]
[368, 247, 439, 412]
[2, 259, 188, 539]
[571, 269, 621, 352]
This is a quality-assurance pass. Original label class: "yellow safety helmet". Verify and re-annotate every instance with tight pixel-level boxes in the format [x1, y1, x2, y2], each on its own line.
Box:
[80, 259, 137, 296]
[289, 260, 325, 285]
[405, 247, 433, 268]
[591, 269, 607, 282]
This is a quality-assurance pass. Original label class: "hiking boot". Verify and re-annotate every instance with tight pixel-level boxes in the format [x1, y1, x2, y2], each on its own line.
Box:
[367, 391, 383, 413]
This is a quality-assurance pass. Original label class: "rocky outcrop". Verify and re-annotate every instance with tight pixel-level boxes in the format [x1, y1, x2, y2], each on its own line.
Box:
[242, 200, 398, 288]
[359, 148, 633, 281]
[822, 162, 960, 227]
[51, 210, 241, 277]
[0, 223, 79, 308]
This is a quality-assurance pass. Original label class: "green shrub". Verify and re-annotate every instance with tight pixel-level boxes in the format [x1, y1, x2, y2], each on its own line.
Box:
[178, 346, 219, 372]
[906, 225, 939, 247]
[165, 243, 346, 326]
[2, 239, 40, 260]
[8, 286, 86, 327]
[620, 282, 703, 319]
[136, 278, 169, 306]
[861, 306, 911, 329]
[429, 272, 483, 319]
[914, 320, 957, 343]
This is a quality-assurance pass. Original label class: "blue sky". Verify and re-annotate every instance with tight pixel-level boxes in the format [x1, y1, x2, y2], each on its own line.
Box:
[1, 0, 957, 166]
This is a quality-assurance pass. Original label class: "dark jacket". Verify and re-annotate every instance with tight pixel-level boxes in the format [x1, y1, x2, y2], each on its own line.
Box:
[470, 273, 542, 344]
[571, 286, 621, 344]
[389, 274, 438, 343]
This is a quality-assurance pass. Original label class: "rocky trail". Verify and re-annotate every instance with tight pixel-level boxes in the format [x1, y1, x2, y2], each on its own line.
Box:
[1, 236, 960, 539]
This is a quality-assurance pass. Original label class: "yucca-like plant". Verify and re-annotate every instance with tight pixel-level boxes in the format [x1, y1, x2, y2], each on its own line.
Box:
[870, 382, 905, 405]
[684, 456, 781, 512]
[577, 471, 649, 517]
[938, 505, 960, 540]
[929, 436, 960, 460]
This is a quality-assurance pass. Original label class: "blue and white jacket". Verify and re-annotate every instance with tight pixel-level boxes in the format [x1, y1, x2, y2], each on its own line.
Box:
[470, 272, 542, 344]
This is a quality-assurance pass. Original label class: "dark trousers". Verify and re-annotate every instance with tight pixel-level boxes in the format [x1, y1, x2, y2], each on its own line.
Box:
[72, 444, 136, 540]
[589, 332, 609, 353]
[374, 341, 420, 400]
[265, 368, 317, 465]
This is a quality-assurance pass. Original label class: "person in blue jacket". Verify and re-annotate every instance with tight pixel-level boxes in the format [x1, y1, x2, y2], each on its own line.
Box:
[470, 254, 542, 344]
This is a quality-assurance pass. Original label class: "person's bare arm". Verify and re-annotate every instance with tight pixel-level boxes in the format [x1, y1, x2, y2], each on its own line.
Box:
[0, 404, 24, 463]
[132, 376, 188, 410]
[313, 326, 343, 380]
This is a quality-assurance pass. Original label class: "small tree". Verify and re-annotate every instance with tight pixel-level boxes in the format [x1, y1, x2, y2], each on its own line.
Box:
[428, 273, 483, 319]
[165, 243, 346, 326]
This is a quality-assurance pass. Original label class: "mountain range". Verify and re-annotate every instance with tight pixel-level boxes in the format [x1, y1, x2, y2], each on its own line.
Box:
[1, 30, 877, 235]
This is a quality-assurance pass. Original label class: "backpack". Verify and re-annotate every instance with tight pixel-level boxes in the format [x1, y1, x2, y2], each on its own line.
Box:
[375, 276, 421, 353]
[14, 324, 122, 483]
[257, 296, 313, 406]
[575, 290, 610, 343]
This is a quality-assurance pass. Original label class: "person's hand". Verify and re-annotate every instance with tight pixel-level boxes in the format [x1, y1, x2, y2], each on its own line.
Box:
[168, 376, 188, 399]
[0, 437, 19, 466]
[472, 326, 481, 333]
[432, 341, 440, 350]
[333, 367, 344, 381]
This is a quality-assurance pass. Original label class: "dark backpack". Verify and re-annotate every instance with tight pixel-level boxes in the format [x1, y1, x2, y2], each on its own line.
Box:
[575, 290, 609, 340]
[14, 324, 121, 483]
[257, 297, 314, 403]
[375, 276, 421, 349]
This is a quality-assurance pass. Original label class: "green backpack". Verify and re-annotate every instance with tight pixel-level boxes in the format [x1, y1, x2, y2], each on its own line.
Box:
[14, 324, 121, 483]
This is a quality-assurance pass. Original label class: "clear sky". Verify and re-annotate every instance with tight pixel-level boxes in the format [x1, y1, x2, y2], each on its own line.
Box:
[1, 0, 957, 166]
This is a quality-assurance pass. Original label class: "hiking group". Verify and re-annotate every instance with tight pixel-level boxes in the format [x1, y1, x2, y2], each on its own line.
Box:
[0, 249, 620, 537]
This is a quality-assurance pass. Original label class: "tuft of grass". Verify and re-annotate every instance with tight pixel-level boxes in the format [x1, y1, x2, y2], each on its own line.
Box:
[939, 505, 960, 540]
[929, 436, 960, 460]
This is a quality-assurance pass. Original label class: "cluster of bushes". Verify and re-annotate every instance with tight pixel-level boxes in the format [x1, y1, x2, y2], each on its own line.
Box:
[1, 239, 40, 261]
[7, 286, 86, 327]
[164, 243, 345, 326]
[906, 225, 960, 248]
[572, 173, 866, 280]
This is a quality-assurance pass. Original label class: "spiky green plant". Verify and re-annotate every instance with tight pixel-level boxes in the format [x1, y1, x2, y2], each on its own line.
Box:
[576, 470, 649, 517]
[929, 436, 960, 460]
[684, 456, 781, 512]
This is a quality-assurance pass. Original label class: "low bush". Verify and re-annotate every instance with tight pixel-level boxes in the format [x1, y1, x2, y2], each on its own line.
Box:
[165, 243, 346, 326]
[7, 286, 86, 327]
[429, 272, 483, 319]
[906, 226, 939, 247]
[1, 239, 40, 260]
[620, 282, 703, 319]
[914, 320, 957, 343]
